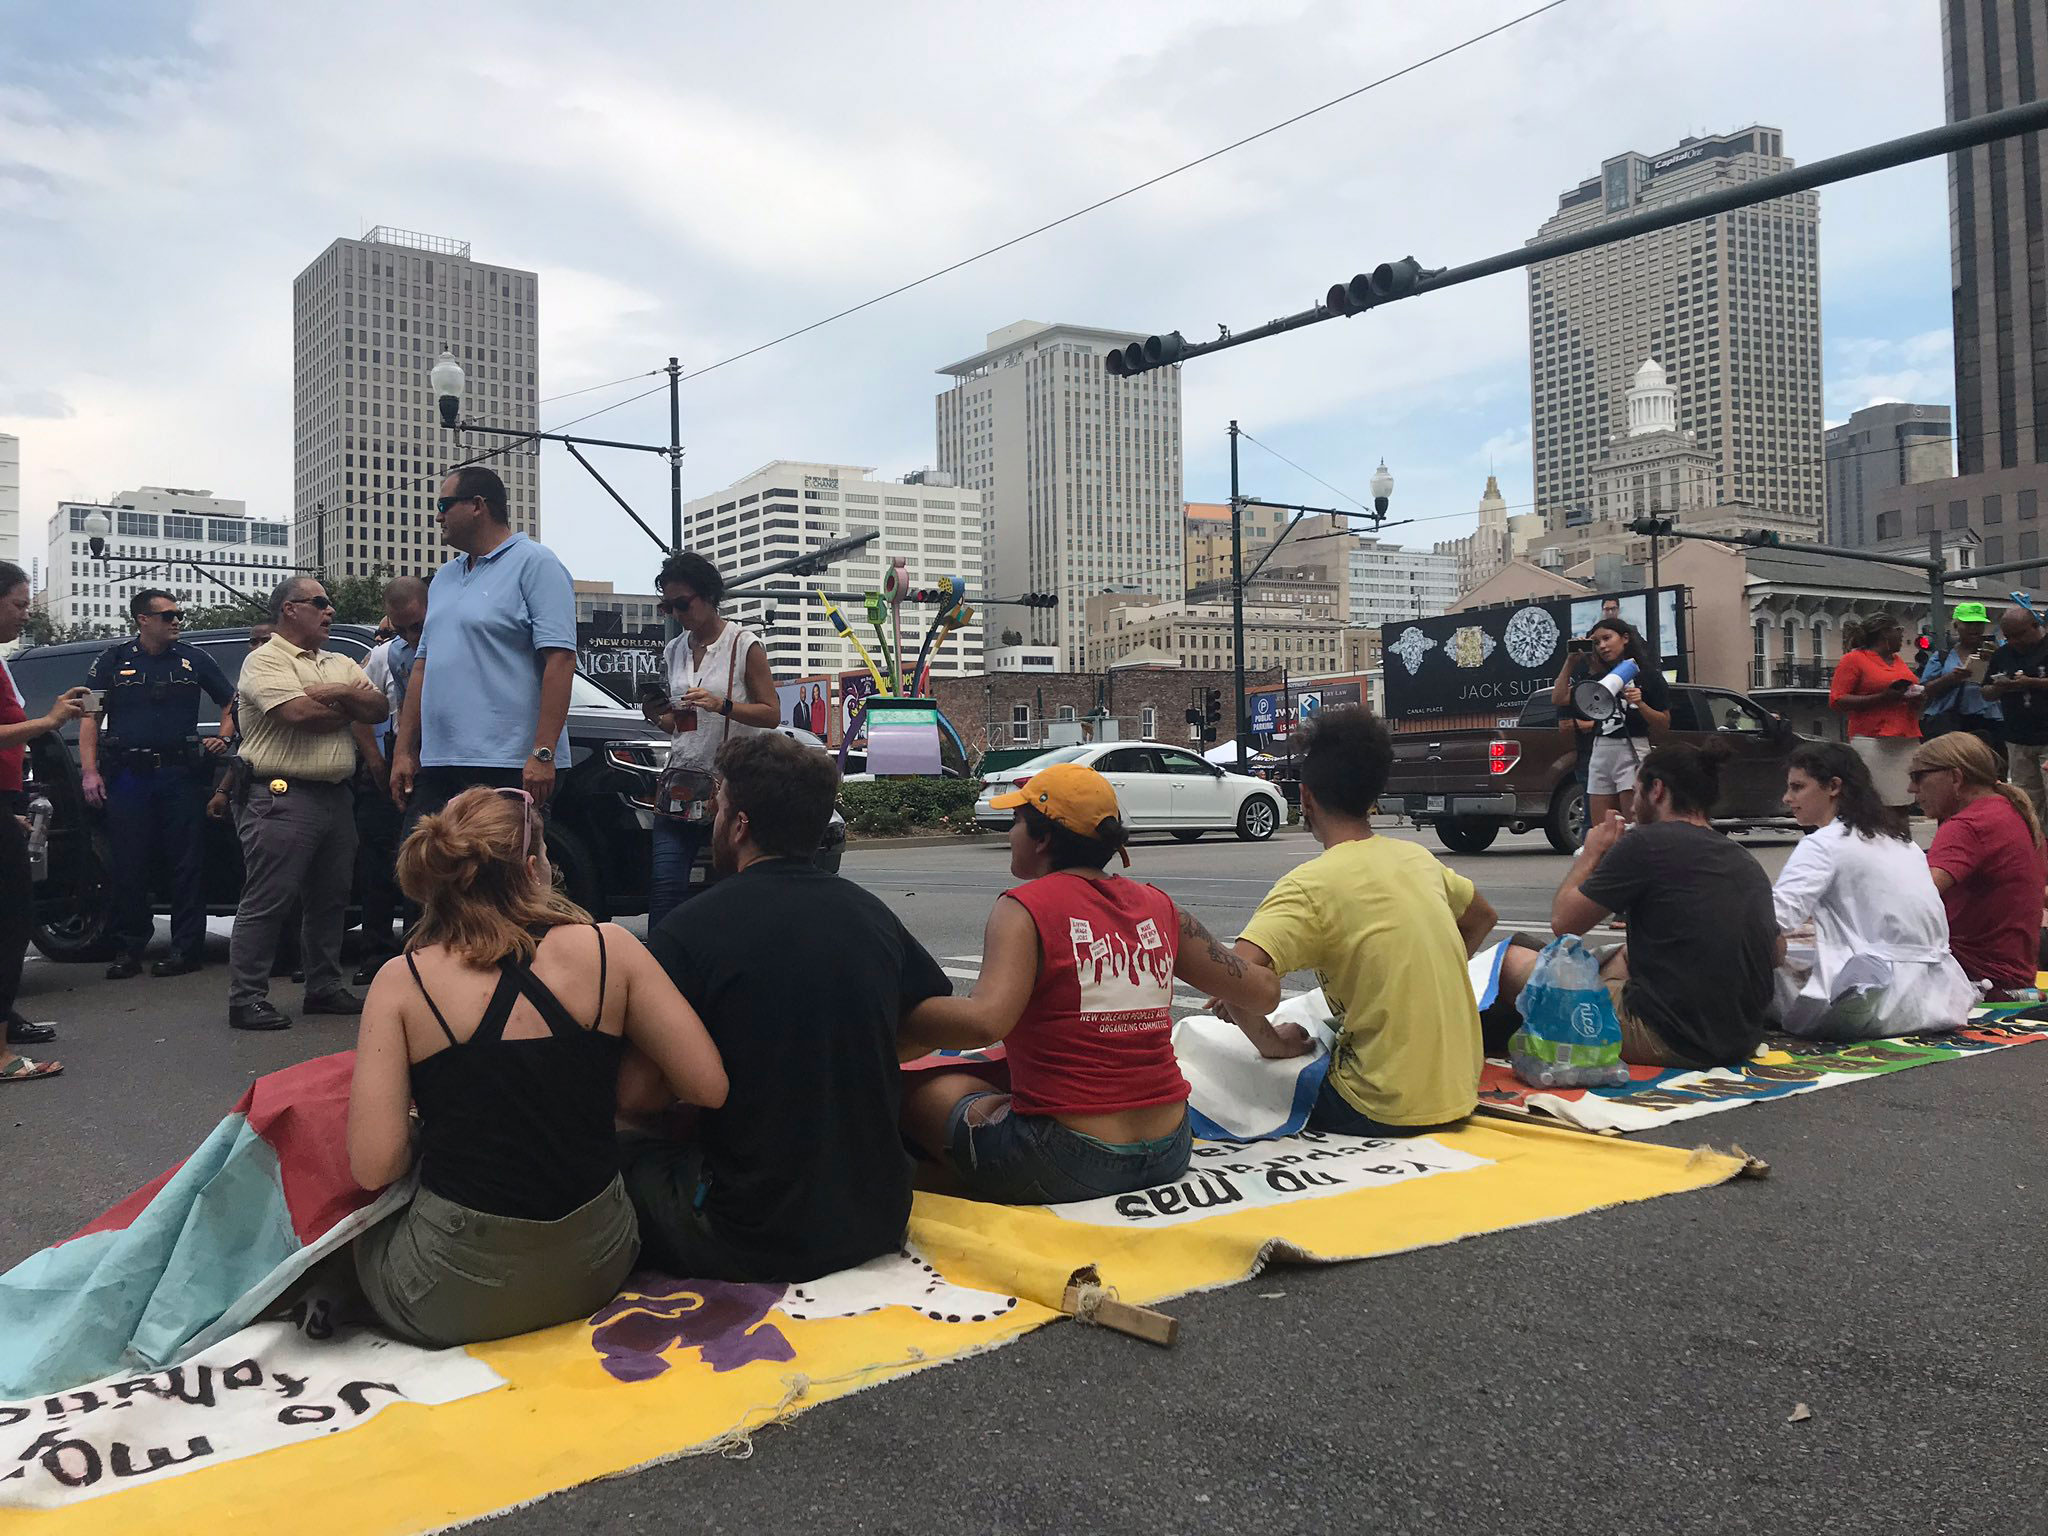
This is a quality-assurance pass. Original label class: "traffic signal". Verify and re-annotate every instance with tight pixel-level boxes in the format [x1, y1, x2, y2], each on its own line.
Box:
[1915, 632, 1933, 654]
[1203, 688, 1222, 742]
[1325, 257, 1426, 317]
[1018, 592, 1058, 609]
[1104, 331, 1187, 378]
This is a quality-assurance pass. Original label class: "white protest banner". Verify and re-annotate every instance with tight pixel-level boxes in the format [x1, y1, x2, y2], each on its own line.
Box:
[1052, 1130, 1491, 1228]
[0, 1296, 502, 1511]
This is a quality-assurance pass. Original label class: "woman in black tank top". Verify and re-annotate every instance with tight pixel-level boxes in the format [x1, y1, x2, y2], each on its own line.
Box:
[347, 786, 726, 1349]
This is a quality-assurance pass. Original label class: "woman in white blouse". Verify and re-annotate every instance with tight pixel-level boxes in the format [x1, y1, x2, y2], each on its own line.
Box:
[1771, 741, 1974, 1039]
[641, 552, 781, 932]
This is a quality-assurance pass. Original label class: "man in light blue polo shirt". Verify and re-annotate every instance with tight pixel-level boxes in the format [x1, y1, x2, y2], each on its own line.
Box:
[390, 466, 577, 831]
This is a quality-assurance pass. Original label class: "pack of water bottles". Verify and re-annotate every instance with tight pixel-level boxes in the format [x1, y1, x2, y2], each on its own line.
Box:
[1508, 935, 1631, 1089]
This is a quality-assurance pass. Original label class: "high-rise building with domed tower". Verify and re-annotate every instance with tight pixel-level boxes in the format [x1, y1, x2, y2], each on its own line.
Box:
[1527, 126, 1822, 538]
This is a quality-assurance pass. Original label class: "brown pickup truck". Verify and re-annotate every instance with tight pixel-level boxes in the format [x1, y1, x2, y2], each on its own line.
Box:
[1384, 684, 1807, 852]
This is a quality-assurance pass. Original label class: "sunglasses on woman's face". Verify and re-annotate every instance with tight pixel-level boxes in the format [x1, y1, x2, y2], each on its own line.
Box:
[658, 594, 700, 616]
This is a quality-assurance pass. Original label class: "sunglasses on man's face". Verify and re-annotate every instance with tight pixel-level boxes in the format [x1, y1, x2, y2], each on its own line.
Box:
[289, 595, 336, 612]
[436, 495, 477, 515]
[145, 608, 183, 622]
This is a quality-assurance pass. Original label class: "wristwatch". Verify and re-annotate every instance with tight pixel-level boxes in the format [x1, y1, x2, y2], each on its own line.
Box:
[719, 698, 733, 718]
[530, 746, 555, 764]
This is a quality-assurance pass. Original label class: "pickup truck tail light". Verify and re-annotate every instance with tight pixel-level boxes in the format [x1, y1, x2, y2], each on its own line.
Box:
[1487, 739, 1521, 775]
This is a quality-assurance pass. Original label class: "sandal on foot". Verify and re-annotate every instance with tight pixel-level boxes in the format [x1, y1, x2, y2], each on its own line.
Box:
[0, 1054, 63, 1082]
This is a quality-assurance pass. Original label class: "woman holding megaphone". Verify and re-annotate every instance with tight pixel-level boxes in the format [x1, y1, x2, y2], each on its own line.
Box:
[1553, 619, 1671, 829]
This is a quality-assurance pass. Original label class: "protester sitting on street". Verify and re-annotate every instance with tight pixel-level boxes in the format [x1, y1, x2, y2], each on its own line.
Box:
[348, 787, 726, 1349]
[78, 589, 235, 979]
[640, 552, 780, 931]
[1552, 618, 1669, 829]
[1203, 708, 1523, 1137]
[1550, 741, 1782, 1068]
[1909, 731, 2048, 998]
[897, 763, 1279, 1204]
[1771, 742, 1974, 1039]
[1982, 596, 2048, 826]
[622, 730, 951, 1281]
[1916, 601, 2002, 757]
[1828, 612, 1924, 813]
[226, 579, 388, 1031]
[0, 560, 89, 1082]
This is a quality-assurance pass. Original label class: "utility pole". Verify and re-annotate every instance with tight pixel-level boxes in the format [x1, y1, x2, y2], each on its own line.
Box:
[1928, 530, 1947, 643]
[1229, 421, 1248, 773]
[667, 356, 683, 555]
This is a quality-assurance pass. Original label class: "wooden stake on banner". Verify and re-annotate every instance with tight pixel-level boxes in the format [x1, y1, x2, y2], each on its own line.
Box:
[1061, 1266, 1178, 1347]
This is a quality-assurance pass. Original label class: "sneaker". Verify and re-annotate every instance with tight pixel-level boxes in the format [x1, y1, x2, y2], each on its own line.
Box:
[228, 1000, 292, 1032]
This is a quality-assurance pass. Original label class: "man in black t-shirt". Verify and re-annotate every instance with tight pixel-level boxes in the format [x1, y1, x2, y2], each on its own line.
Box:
[623, 732, 951, 1282]
[1984, 602, 2048, 825]
[1547, 742, 1781, 1068]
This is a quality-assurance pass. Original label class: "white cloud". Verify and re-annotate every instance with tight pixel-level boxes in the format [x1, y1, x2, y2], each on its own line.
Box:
[0, 0, 1960, 585]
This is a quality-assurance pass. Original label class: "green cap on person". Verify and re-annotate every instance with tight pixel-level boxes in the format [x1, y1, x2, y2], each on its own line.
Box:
[1953, 601, 1989, 624]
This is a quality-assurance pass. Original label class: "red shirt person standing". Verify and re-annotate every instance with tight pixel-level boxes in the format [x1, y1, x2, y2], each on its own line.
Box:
[1829, 612, 1924, 811]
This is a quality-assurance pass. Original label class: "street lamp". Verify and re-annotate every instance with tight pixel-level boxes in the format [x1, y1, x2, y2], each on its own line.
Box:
[82, 507, 112, 560]
[1370, 460, 1393, 516]
[431, 351, 466, 430]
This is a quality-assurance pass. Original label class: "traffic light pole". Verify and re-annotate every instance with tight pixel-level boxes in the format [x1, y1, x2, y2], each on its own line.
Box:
[1229, 421, 1248, 773]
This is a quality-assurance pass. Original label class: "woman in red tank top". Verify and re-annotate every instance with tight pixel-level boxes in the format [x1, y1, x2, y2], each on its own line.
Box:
[900, 764, 1281, 1205]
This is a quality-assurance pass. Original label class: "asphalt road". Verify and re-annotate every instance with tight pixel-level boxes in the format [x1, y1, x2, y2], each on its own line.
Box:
[7, 825, 2043, 1533]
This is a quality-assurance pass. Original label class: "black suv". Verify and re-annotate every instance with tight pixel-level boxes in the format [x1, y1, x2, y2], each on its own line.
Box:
[10, 624, 843, 962]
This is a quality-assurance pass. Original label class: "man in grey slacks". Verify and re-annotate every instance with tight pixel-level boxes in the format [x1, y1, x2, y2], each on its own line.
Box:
[226, 578, 388, 1031]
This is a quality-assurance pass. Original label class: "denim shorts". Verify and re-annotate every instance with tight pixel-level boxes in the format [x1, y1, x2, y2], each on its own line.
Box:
[1306, 1073, 1467, 1138]
[944, 1093, 1192, 1206]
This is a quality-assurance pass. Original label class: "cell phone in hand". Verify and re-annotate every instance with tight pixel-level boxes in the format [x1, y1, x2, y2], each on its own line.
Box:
[1568, 638, 1592, 655]
[1888, 678, 1914, 692]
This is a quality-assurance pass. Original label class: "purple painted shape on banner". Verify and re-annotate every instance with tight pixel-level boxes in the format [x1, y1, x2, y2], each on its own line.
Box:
[587, 1275, 795, 1382]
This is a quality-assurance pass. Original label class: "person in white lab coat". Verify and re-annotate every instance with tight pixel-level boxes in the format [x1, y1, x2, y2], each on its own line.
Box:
[1771, 741, 1975, 1039]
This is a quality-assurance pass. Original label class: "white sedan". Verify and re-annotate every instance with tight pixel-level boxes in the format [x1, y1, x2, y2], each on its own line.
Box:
[975, 742, 1286, 841]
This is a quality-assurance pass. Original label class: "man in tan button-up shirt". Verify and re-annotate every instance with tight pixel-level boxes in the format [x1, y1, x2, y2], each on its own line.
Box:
[227, 578, 387, 1032]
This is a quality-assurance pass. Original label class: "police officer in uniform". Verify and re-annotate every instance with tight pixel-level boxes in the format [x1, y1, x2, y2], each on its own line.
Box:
[80, 589, 235, 979]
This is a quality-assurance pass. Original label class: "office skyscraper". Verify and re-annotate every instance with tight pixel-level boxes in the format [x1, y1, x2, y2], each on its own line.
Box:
[1823, 403, 1953, 546]
[1527, 126, 1822, 537]
[292, 227, 539, 580]
[936, 321, 1183, 669]
[1947, 0, 2048, 476]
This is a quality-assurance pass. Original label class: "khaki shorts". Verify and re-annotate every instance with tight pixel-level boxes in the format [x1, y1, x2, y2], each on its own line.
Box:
[1603, 977, 1711, 1070]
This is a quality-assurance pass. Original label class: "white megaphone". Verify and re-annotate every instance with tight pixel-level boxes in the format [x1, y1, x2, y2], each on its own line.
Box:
[1572, 658, 1639, 722]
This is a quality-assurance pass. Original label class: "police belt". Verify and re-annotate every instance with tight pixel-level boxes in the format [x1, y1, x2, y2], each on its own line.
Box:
[102, 741, 204, 771]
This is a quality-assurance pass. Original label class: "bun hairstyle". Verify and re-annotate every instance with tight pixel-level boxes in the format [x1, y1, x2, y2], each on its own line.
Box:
[1637, 739, 1732, 818]
[1849, 612, 1898, 651]
[1018, 802, 1129, 872]
[398, 787, 588, 965]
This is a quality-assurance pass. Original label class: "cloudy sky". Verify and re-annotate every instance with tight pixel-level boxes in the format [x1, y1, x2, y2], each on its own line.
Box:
[2, 0, 1956, 591]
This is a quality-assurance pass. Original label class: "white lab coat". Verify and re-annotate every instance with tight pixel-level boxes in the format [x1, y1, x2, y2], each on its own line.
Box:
[1770, 820, 1976, 1039]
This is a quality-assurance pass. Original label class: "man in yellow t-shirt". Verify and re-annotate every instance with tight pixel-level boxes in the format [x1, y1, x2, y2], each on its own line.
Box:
[1221, 708, 1503, 1135]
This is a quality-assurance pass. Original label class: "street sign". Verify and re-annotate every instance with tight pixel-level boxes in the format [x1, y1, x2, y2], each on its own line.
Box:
[1296, 690, 1323, 722]
[1248, 694, 1279, 734]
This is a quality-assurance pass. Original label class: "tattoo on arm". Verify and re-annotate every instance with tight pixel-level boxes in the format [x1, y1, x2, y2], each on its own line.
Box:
[1178, 906, 1245, 978]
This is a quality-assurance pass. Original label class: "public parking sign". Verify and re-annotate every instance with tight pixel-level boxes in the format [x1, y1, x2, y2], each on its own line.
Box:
[1249, 693, 1279, 733]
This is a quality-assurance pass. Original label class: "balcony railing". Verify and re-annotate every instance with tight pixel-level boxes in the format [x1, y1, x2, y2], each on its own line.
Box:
[1751, 660, 1833, 691]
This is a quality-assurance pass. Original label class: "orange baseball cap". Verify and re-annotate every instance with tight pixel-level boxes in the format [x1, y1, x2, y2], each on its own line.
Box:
[989, 762, 1123, 839]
